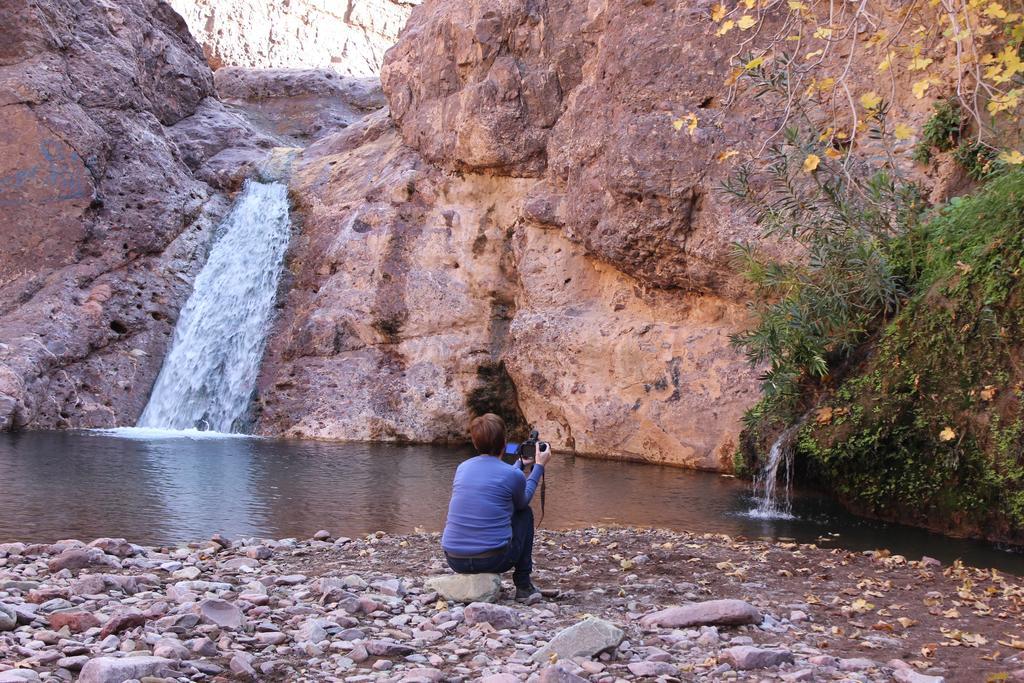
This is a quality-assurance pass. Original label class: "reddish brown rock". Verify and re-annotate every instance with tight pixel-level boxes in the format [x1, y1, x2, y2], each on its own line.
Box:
[26, 588, 69, 604]
[259, 113, 758, 468]
[48, 611, 100, 633]
[381, 0, 776, 295]
[0, 0, 230, 432]
[99, 609, 148, 638]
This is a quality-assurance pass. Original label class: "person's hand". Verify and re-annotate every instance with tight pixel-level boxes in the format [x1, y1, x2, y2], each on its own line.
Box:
[535, 442, 552, 466]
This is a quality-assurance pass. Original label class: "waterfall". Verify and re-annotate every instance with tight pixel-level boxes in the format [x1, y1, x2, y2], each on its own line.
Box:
[748, 423, 801, 519]
[138, 180, 291, 433]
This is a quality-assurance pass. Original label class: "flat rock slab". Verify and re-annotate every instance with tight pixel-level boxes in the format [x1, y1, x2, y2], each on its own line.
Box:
[639, 599, 762, 629]
[530, 617, 624, 662]
[424, 573, 501, 603]
[77, 656, 175, 683]
[720, 646, 794, 670]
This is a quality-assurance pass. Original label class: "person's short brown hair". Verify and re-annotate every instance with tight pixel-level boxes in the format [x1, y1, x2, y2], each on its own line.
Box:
[470, 413, 506, 456]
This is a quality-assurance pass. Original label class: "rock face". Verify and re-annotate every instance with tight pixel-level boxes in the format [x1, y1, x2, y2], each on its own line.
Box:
[168, 0, 419, 76]
[381, 0, 779, 295]
[0, 0, 234, 431]
[258, 112, 758, 467]
[255, 0, 765, 468]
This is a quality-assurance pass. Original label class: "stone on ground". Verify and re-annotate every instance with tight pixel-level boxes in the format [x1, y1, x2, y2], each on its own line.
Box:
[77, 656, 175, 683]
[639, 599, 762, 629]
[720, 645, 795, 670]
[893, 671, 946, 683]
[627, 661, 679, 677]
[197, 598, 243, 628]
[463, 602, 521, 629]
[424, 573, 501, 603]
[530, 617, 624, 662]
[539, 665, 589, 682]
[0, 603, 15, 631]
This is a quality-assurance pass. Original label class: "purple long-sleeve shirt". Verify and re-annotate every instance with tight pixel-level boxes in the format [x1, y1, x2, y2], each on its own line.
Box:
[441, 455, 544, 555]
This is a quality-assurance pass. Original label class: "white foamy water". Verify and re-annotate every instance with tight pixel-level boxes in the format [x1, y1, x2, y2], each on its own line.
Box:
[138, 181, 291, 433]
[747, 424, 801, 520]
[94, 427, 256, 440]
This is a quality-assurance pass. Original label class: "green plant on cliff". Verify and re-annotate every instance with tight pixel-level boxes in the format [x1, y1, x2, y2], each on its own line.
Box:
[797, 170, 1024, 539]
[721, 94, 925, 415]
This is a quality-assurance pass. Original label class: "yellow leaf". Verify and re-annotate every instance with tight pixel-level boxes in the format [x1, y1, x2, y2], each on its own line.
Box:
[788, 0, 807, 9]
[672, 118, 684, 131]
[985, 2, 1008, 18]
[895, 123, 913, 140]
[910, 56, 934, 70]
[898, 617, 918, 628]
[717, 149, 740, 162]
[685, 113, 699, 135]
[716, 19, 735, 35]
[878, 51, 896, 71]
[825, 147, 843, 160]
[860, 91, 882, 109]
[743, 0, 756, 8]
[805, 49, 823, 60]
[988, 88, 1022, 114]
[814, 26, 833, 39]
[745, 56, 765, 69]
[912, 78, 936, 99]
[737, 14, 757, 29]
[803, 153, 821, 173]
[939, 426, 957, 442]
[999, 150, 1024, 164]
[711, 3, 726, 22]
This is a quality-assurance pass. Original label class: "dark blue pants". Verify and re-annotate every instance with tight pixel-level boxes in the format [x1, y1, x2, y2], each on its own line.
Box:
[445, 507, 534, 588]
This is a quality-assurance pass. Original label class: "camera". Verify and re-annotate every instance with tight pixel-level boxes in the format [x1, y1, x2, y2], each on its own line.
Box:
[516, 429, 547, 461]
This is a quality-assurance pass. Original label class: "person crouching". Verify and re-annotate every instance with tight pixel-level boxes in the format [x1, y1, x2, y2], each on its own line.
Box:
[441, 413, 550, 604]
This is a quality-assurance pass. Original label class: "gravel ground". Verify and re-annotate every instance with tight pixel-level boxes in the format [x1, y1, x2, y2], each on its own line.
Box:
[1, 526, 1023, 682]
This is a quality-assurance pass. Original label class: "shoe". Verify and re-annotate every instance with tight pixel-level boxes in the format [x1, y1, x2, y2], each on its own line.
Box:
[515, 583, 543, 605]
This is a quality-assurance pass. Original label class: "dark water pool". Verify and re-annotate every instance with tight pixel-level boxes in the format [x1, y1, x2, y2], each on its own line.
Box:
[1, 429, 1022, 574]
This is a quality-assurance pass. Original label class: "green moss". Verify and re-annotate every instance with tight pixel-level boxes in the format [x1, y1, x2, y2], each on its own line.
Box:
[793, 171, 1024, 541]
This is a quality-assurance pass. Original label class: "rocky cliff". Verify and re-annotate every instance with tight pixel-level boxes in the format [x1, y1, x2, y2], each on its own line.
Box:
[168, 0, 419, 76]
[255, 0, 772, 468]
[2, 0, 767, 469]
[0, 0, 314, 430]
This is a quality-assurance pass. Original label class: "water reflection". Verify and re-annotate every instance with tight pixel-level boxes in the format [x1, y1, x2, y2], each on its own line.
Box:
[0, 430, 1021, 574]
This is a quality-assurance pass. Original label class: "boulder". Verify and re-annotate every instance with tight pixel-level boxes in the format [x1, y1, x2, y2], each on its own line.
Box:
[98, 610, 147, 637]
[87, 538, 135, 558]
[366, 640, 417, 657]
[77, 656, 175, 683]
[47, 549, 116, 573]
[719, 646, 795, 670]
[639, 599, 762, 629]
[530, 617, 624, 662]
[627, 661, 679, 678]
[0, 603, 16, 631]
[153, 638, 190, 660]
[894, 672, 945, 683]
[48, 611, 101, 633]
[0, 672, 40, 683]
[539, 667, 589, 682]
[463, 602, 521, 629]
[197, 598, 243, 629]
[424, 574, 502, 603]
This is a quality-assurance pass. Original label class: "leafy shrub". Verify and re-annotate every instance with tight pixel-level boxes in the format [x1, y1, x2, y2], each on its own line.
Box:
[912, 100, 963, 164]
[722, 125, 924, 415]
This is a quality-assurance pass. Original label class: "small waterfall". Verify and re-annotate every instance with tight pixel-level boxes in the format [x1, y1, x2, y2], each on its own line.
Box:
[748, 423, 801, 519]
[138, 180, 291, 433]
